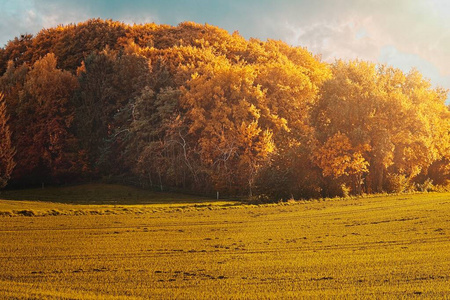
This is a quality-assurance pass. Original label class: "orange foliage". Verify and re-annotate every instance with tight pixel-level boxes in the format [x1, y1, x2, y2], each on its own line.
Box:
[0, 19, 448, 197]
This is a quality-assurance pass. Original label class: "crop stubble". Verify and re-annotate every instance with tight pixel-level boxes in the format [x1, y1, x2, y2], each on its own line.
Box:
[0, 193, 449, 298]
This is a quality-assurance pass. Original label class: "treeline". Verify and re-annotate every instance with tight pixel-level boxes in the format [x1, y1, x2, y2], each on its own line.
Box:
[0, 19, 449, 199]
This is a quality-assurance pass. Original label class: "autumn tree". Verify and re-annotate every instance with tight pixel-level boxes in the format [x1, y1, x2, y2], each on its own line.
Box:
[252, 40, 331, 200]
[0, 34, 33, 75]
[0, 19, 129, 74]
[73, 49, 152, 178]
[122, 44, 230, 192]
[127, 86, 186, 190]
[313, 60, 450, 195]
[16, 53, 79, 183]
[181, 58, 275, 196]
[313, 132, 370, 195]
[1, 19, 448, 198]
[0, 93, 15, 188]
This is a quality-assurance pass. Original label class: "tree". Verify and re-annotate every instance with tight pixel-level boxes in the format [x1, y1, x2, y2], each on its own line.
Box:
[0, 34, 34, 75]
[74, 50, 152, 177]
[182, 59, 275, 196]
[127, 86, 186, 190]
[313, 132, 370, 195]
[16, 53, 79, 183]
[0, 93, 15, 188]
[312, 60, 450, 195]
[1, 19, 448, 197]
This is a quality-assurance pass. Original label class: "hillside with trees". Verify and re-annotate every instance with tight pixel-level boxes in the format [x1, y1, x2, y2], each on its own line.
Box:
[0, 19, 449, 199]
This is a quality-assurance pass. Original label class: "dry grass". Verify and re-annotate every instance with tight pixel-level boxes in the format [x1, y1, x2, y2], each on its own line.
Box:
[0, 186, 449, 299]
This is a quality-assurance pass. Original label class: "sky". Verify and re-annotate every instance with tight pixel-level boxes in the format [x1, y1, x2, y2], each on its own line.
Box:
[1, 0, 450, 101]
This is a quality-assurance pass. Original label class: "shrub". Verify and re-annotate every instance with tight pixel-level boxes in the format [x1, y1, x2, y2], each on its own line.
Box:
[385, 173, 410, 193]
[14, 209, 35, 216]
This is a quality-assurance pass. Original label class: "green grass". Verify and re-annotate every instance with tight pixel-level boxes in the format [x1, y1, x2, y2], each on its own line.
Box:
[0, 185, 449, 298]
[0, 183, 220, 204]
[0, 184, 237, 217]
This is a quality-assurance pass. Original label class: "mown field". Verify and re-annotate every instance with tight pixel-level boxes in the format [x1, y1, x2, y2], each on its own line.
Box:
[0, 185, 449, 299]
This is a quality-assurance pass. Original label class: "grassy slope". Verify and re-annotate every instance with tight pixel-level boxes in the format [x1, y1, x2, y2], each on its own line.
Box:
[0, 184, 236, 216]
[0, 186, 449, 298]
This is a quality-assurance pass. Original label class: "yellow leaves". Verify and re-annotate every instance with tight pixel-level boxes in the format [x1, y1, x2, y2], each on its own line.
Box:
[179, 55, 280, 192]
[315, 59, 450, 192]
[191, 72, 199, 80]
[124, 22, 330, 194]
[314, 132, 369, 178]
[25, 53, 78, 107]
[237, 121, 274, 156]
[260, 129, 275, 155]
[76, 61, 86, 77]
[248, 104, 260, 119]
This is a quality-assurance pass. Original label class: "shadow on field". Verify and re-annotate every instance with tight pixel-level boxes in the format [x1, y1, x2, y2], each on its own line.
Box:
[0, 183, 224, 205]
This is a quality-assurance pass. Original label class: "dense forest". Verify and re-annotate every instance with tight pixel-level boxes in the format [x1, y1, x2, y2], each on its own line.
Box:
[0, 19, 449, 200]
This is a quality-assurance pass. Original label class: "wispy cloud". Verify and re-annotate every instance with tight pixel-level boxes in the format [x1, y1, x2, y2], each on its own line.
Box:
[277, 0, 450, 92]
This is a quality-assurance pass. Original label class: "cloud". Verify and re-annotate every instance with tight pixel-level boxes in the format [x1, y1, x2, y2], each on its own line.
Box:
[0, 0, 90, 46]
[284, 19, 380, 62]
[276, 0, 449, 100]
[0, 0, 39, 44]
[380, 45, 450, 91]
